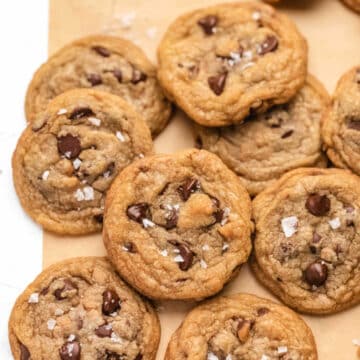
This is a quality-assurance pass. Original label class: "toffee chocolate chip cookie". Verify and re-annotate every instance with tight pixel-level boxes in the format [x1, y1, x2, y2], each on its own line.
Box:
[25, 35, 171, 136]
[157, 2, 307, 127]
[9, 257, 160, 360]
[322, 66, 360, 173]
[195, 75, 329, 196]
[341, 0, 360, 12]
[13, 89, 152, 235]
[252, 168, 360, 314]
[103, 149, 252, 300]
[165, 293, 317, 360]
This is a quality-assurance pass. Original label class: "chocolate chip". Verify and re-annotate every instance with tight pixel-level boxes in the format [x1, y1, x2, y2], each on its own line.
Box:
[281, 129, 294, 139]
[198, 15, 218, 35]
[127, 203, 150, 223]
[195, 136, 203, 149]
[177, 244, 194, 271]
[257, 307, 269, 316]
[70, 107, 95, 120]
[304, 262, 328, 287]
[312, 232, 322, 243]
[346, 219, 354, 227]
[92, 45, 111, 57]
[112, 69, 122, 83]
[210, 196, 220, 208]
[94, 214, 103, 223]
[40, 286, 49, 295]
[177, 178, 200, 201]
[258, 35, 278, 55]
[135, 354, 143, 360]
[53, 279, 78, 300]
[95, 323, 113, 337]
[214, 209, 224, 223]
[123, 242, 137, 253]
[131, 68, 147, 84]
[102, 289, 121, 315]
[59, 341, 81, 360]
[309, 245, 317, 254]
[348, 120, 360, 131]
[165, 209, 178, 230]
[87, 73, 102, 86]
[305, 194, 330, 216]
[208, 72, 228, 96]
[57, 134, 81, 159]
[20, 343, 30, 360]
[105, 351, 123, 360]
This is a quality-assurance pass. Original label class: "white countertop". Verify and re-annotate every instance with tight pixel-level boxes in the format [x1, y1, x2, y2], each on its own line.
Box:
[0, 1, 48, 357]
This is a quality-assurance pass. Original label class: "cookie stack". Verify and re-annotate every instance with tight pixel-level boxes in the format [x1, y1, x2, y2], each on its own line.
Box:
[8, 1, 360, 359]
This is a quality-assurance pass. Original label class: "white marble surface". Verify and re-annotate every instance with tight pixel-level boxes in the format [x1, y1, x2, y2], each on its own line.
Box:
[0, 1, 48, 357]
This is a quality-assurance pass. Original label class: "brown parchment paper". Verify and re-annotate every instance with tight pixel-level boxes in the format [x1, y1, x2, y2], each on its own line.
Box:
[46, 0, 360, 358]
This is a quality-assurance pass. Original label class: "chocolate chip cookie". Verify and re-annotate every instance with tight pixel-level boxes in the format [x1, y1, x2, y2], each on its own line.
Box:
[157, 2, 307, 127]
[9, 257, 160, 360]
[341, 0, 360, 12]
[25, 35, 171, 136]
[165, 293, 317, 360]
[13, 89, 153, 235]
[322, 66, 360, 174]
[103, 149, 252, 300]
[195, 75, 329, 196]
[252, 167, 360, 314]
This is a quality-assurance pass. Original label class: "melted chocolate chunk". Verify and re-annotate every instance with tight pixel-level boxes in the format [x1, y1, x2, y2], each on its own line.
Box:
[177, 178, 200, 201]
[281, 129, 294, 139]
[87, 73, 102, 86]
[135, 354, 143, 360]
[127, 203, 150, 223]
[198, 15, 218, 35]
[305, 194, 330, 216]
[102, 289, 121, 315]
[112, 68, 123, 83]
[312, 232, 322, 243]
[95, 323, 113, 338]
[131, 68, 147, 84]
[123, 242, 137, 253]
[59, 341, 81, 360]
[57, 134, 81, 159]
[53, 279, 78, 300]
[258, 35, 278, 55]
[208, 72, 228, 96]
[348, 120, 360, 131]
[20, 343, 30, 360]
[105, 351, 123, 360]
[94, 214, 104, 224]
[304, 262, 328, 287]
[257, 307, 269, 316]
[177, 244, 194, 271]
[92, 45, 111, 57]
[165, 209, 178, 230]
[70, 107, 95, 120]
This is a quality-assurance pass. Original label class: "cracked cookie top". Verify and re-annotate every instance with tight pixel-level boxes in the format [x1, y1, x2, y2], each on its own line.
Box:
[252, 168, 360, 314]
[165, 293, 317, 360]
[322, 66, 360, 174]
[103, 149, 252, 300]
[13, 89, 153, 235]
[158, 2, 307, 127]
[25, 35, 172, 136]
[8, 257, 160, 360]
[195, 75, 329, 196]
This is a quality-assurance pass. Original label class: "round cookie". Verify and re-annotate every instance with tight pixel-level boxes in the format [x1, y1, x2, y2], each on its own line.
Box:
[341, 0, 360, 12]
[103, 149, 252, 300]
[8, 257, 160, 360]
[157, 2, 307, 127]
[252, 167, 360, 314]
[25, 35, 172, 136]
[165, 293, 317, 360]
[13, 89, 153, 235]
[195, 75, 329, 196]
[322, 66, 360, 174]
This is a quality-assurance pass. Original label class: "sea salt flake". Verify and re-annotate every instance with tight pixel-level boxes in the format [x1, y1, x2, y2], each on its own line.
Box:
[277, 346, 288, 355]
[207, 352, 219, 360]
[83, 186, 94, 201]
[160, 249, 168, 257]
[64, 151, 72, 159]
[200, 259, 208, 269]
[222, 243, 229, 251]
[174, 255, 185, 263]
[122, 246, 129, 252]
[72, 158, 82, 170]
[57, 108, 67, 115]
[88, 117, 101, 126]
[111, 332, 122, 343]
[42, 170, 49, 181]
[68, 334, 76, 342]
[242, 50, 253, 60]
[47, 318, 57, 330]
[329, 217, 341, 230]
[146, 27, 158, 39]
[229, 51, 241, 64]
[252, 11, 261, 21]
[221, 207, 231, 226]
[241, 62, 255, 71]
[54, 308, 64, 316]
[28, 292, 39, 303]
[281, 216, 298, 237]
[116, 131, 126, 142]
[261, 355, 270, 360]
[202, 244, 210, 251]
[110, 312, 118, 317]
[142, 218, 155, 228]
[138, 153, 144, 158]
